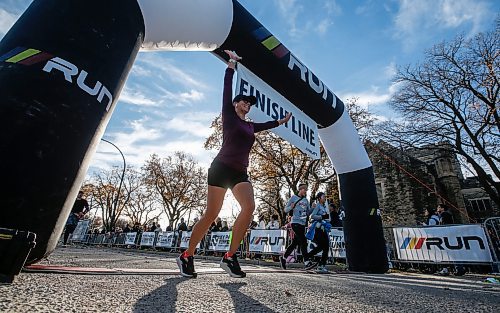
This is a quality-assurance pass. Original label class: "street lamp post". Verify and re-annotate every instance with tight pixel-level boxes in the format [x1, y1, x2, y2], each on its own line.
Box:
[101, 138, 126, 231]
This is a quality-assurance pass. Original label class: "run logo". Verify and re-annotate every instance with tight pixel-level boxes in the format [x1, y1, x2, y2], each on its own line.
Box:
[250, 236, 285, 246]
[210, 234, 230, 246]
[0, 47, 113, 111]
[400, 236, 486, 251]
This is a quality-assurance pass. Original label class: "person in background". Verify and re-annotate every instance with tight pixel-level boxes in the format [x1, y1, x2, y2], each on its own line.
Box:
[423, 207, 440, 226]
[258, 215, 267, 229]
[267, 214, 280, 229]
[282, 215, 296, 263]
[177, 218, 188, 232]
[123, 224, 131, 233]
[150, 222, 157, 232]
[63, 191, 90, 246]
[303, 192, 331, 274]
[221, 221, 229, 232]
[132, 222, 141, 233]
[280, 183, 315, 270]
[191, 217, 199, 230]
[166, 225, 173, 231]
[435, 204, 465, 276]
[329, 203, 342, 227]
[438, 204, 454, 225]
[210, 217, 222, 232]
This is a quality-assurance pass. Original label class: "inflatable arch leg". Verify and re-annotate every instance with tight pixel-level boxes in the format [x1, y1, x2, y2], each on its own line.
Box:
[0, 0, 388, 273]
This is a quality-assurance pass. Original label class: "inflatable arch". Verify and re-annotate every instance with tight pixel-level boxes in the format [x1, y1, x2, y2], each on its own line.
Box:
[0, 0, 388, 273]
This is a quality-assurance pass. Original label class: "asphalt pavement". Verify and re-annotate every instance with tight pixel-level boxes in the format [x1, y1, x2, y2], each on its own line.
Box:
[1, 246, 498, 312]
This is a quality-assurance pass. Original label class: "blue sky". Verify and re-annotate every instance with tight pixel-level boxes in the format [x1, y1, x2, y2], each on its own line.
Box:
[1, 0, 498, 223]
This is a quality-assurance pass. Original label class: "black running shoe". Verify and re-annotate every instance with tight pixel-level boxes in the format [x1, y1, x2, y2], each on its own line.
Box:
[220, 254, 246, 278]
[279, 256, 287, 270]
[304, 260, 318, 270]
[177, 254, 197, 278]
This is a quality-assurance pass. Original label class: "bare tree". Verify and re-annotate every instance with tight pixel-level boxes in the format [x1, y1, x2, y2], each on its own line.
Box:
[88, 167, 137, 231]
[345, 97, 378, 140]
[123, 168, 163, 226]
[143, 152, 207, 229]
[377, 23, 500, 207]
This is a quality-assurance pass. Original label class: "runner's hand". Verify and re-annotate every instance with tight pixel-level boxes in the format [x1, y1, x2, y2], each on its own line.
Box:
[224, 50, 242, 61]
[278, 112, 292, 125]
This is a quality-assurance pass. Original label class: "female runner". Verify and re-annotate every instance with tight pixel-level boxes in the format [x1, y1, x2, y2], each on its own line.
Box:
[177, 50, 291, 278]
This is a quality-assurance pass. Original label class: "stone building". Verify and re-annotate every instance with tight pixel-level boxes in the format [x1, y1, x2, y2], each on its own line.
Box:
[365, 141, 498, 227]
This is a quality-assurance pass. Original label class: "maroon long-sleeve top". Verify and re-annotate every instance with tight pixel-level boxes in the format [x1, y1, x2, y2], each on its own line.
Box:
[214, 68, 279, 172]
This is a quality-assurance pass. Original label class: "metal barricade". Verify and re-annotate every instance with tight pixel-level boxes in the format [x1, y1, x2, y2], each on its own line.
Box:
[483, 217, 500, 271]
[113, 233, 127, 246]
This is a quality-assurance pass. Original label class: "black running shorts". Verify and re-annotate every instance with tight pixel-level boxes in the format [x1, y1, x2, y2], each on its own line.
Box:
[208, 160, 249, 189]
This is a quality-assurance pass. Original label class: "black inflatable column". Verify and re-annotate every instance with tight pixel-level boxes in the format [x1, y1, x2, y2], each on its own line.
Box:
[0, 0, 144, 263]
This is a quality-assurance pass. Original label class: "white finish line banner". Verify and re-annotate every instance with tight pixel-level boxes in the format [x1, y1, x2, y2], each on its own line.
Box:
[249, 229, 286, 253]
[393, 225, 493, 263]
[236, 64, 320, 159]
[208, 231, 231, 251]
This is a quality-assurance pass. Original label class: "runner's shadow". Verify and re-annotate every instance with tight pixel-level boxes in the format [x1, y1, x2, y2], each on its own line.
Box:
[218, 282, 276, 313]
[133, 276, 186, 313]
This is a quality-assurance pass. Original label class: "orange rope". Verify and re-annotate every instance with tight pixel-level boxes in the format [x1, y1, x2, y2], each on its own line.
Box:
[365, 141, 471, 222]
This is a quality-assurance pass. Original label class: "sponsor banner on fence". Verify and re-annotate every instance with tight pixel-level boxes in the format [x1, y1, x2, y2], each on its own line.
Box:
[156, 231, 175, 248]
[306, 228, 346, 258]
[208, 232, 231, 251]
[72, 220, 90, 241]
[249, 229, 286, 253]
[330, 228, 346, 258]
[180, 231, 200, 249]
[393, 225, 493, 263]
[125, 232, 137, 245]
[236, 64, 320, 159]
[140, 232, 156, 246]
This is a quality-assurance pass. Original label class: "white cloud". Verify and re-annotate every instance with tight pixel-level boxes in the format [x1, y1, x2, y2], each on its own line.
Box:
[119, 87, 158, 107]
[274, 0, 341, 37]
[164, 111, 216, 138]
[393, 0, 494, 50]
[179, 89, 204, 103]
[138, 53, 208, 90]
[384, 61, 397, 79]
[130, 64, 153, 77]
[274, 0, 304, 38]
[342, 89, 391, 108]
[150, 84, 205, 107]
[323, 0, 342, 15]
[0, 8, 18, 36]
[89, 110, 218, 172]
[355, 0, 375, 16]
[315, 18, 333, 35]
[339, 80, 402, 109]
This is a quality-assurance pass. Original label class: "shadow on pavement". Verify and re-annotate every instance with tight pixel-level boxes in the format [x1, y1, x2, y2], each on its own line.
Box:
[133, 276, 186, 313]
[218, 282, 276, 313]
